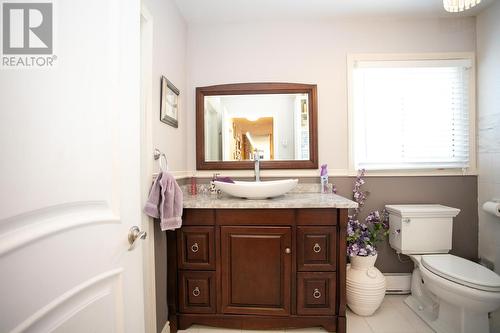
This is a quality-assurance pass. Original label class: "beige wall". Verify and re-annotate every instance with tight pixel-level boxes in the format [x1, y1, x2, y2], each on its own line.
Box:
[186, 16, 476, 174]
[183, 15, 480, 272]
[141, 0, 188, 331]
[477, 0, 500, 272]
[143, 0, 188, 175]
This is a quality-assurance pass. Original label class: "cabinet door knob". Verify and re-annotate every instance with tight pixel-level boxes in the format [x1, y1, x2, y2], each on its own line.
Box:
[192, 287, 200, 297]
[313, 288, 322, 299]
[191, 242, 199, 253]
[313, 243, 321, 253]
[285, 248, 291, 254]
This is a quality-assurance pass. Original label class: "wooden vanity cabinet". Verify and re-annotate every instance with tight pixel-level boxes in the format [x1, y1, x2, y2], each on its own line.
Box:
[166, 208, 348, 333]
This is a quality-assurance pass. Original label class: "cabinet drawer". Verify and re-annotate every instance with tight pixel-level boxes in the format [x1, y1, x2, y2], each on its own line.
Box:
[179, 271, 216, 313]
[217, 209, 294, 225]
[297, 272, 336, 315]
[178, 226, 215, 270]
[297, 209, 337, 226]
[183, 209, 214, 225]
[297, 226, 337, 271]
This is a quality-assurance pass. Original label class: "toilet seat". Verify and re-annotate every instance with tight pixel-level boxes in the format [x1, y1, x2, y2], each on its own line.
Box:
[421, 254, 500, 292]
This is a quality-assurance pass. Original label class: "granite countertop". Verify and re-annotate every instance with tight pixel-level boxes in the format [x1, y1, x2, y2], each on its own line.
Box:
[182, 191, 358, 209]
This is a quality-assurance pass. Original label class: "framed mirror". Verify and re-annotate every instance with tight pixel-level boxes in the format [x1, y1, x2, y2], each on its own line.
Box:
[196, 83, 318, 170]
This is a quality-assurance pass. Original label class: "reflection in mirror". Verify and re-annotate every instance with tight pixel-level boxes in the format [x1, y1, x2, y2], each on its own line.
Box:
[204, 94, 310, 162]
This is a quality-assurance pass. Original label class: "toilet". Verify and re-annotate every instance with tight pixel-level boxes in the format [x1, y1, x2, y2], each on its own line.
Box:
[386, 204, 500, 333]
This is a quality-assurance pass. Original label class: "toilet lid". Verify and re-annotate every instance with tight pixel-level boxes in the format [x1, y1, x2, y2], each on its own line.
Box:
[421, 254, 500, 292]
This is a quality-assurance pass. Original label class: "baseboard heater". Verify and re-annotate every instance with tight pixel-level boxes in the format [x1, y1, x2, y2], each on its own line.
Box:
[384, 273, 412, 294]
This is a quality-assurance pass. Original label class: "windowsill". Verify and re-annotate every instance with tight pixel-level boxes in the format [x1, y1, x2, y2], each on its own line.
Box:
[191, 168, 478, 178]
[348, 168, 478, 177]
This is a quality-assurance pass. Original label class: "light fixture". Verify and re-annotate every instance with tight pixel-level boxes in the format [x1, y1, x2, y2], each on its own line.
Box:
[246, 116, 260, 122]
[443, 0, 481, 12]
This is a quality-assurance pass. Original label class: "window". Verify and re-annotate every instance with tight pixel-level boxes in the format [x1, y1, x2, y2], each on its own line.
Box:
[350, 56, 473, 171]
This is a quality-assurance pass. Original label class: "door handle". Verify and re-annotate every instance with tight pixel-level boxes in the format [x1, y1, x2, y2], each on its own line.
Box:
[128, 226, 147, 251]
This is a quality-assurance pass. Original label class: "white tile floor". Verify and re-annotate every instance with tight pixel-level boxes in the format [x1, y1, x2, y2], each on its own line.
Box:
[176, 295, 434, 333]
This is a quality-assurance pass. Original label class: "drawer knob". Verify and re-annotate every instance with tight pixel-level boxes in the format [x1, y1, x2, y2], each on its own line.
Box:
[313, 288, 322, 299]
[191, 242, 199, 253]
[285, 248, 291, 254]
[192, 287, 200, 297]
[313, 243, 321, 253]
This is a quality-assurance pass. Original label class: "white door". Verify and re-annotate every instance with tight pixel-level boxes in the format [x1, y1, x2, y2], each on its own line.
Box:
[0, 0, 145, 332]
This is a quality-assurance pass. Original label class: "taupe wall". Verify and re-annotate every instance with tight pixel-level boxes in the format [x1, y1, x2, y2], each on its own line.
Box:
[191, 175, 478, 273]
[331, 176, 478, 273]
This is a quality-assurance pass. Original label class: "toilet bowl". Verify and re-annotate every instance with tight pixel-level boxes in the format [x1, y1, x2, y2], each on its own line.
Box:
[407, 254, 500, 333]
[386, 204, 500, 333]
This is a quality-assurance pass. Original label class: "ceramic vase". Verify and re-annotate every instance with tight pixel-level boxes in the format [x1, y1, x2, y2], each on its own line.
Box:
[346, 254, 386, 316]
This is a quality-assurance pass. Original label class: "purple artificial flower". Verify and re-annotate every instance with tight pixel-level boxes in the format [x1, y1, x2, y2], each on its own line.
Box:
[346, 169, 389, 257]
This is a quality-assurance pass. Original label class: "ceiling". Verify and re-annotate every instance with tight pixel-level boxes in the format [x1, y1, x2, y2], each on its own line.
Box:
[175, 0, 495, 24]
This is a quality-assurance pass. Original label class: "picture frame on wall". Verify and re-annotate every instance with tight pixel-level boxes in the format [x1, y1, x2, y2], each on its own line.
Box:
[160, 76, 179, 128]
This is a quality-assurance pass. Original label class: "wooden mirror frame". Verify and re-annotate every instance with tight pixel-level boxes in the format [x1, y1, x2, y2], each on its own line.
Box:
[196, 82, 318, 170]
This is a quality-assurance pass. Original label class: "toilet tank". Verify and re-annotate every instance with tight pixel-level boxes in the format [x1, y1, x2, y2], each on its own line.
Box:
[385, 204, 460, 255]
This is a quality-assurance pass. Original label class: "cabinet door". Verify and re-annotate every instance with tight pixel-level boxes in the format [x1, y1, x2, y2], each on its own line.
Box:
[221, 226, 292, 316]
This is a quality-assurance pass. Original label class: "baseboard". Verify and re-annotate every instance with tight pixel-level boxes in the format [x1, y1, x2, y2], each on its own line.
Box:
[384, 273, 411, 294]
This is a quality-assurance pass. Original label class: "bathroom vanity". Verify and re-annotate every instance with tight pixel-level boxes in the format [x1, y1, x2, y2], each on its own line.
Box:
[164, 193, 356, 333]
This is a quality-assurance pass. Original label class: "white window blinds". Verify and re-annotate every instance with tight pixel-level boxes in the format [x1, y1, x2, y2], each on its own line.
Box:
[352, 58, 472, 170]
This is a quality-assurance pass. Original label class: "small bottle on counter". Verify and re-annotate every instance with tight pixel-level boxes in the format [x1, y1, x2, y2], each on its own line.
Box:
[190, 173, 197, 195]
[320, 164, 329, 194]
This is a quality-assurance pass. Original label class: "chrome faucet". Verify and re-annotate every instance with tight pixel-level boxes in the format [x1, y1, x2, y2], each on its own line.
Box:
[253, 149, 263, 182]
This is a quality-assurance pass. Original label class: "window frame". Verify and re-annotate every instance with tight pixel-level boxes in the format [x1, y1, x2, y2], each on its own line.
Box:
[347, 53, 476, 176]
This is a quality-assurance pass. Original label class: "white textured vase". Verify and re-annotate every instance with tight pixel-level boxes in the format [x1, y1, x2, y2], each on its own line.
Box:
[346, 254, 386, 316]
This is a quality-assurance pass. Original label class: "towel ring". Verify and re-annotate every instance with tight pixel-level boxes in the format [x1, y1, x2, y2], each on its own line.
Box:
[154, 148, 168, 171]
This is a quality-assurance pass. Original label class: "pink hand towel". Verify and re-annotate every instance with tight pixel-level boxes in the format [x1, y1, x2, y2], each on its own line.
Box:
[144, 173, 163, 218]
[144, 171, 183, 231]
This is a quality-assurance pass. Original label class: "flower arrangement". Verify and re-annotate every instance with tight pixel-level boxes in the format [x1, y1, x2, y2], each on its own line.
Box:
[347, 169, 389, 257]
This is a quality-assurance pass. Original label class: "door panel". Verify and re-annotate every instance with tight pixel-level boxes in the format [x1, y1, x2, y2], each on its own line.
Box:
[0, 0, 144, 331]
[221, 226, 292, 316]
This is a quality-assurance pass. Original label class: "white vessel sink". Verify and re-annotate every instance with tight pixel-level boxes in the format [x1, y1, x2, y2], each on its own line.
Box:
[214, 179, 299, 200]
